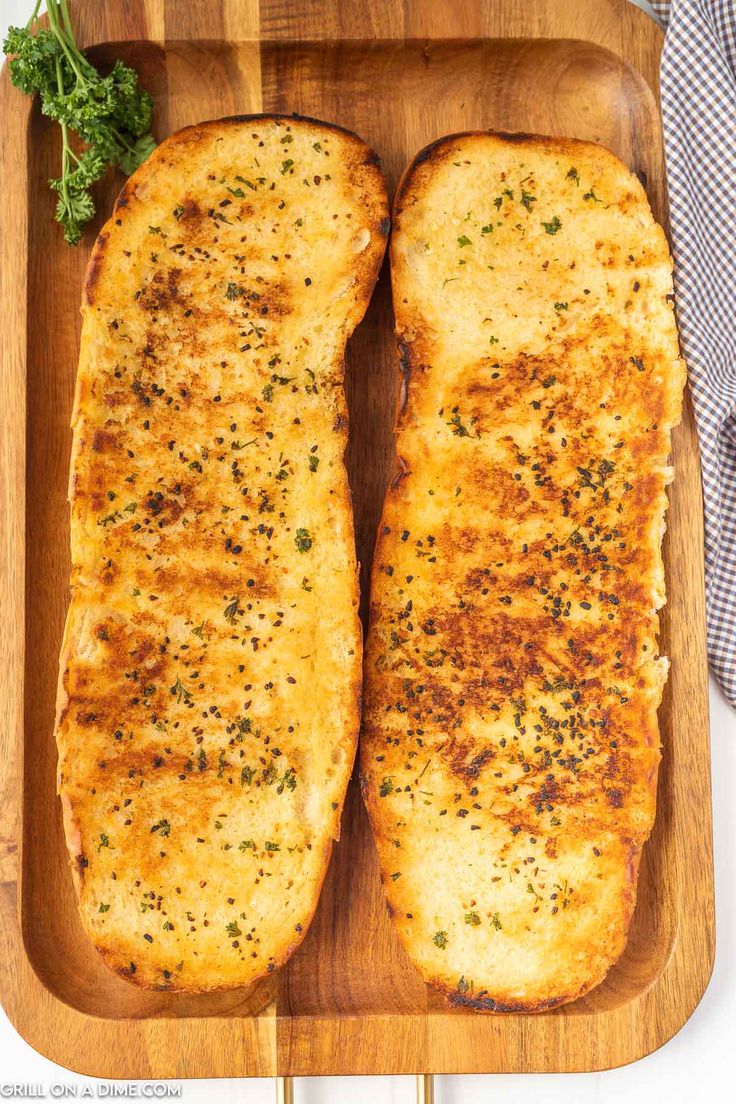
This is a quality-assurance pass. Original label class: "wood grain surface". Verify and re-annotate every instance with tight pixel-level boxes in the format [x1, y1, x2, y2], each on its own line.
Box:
[0, 0, 713, 1079]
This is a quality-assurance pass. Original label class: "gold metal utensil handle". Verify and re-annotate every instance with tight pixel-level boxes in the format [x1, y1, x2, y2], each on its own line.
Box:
[276, 1074, 433, 1101]
[276, 1076, 294, 1104]
[417, 1074, 435, 1104]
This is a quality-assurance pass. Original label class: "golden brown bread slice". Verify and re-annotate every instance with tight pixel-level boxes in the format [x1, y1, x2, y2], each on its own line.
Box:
[361, 132, 685, 1011]
[55, 114, 388, 991]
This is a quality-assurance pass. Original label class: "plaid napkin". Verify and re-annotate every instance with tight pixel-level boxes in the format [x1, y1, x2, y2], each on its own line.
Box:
[651, 0, 736, 705]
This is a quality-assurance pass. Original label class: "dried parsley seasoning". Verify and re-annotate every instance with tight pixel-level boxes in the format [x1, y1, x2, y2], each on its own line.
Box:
[542, 216, 562, 235]
[295, 528, 312, 552]
[170, 676, 191, 704]
[433, 930, 449, 949]
[447, 409, 480, 438]
[223, 596, 244, 623]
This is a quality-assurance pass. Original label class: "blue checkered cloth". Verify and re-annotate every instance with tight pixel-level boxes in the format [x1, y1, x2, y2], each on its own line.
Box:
[652, 0, 736, 705]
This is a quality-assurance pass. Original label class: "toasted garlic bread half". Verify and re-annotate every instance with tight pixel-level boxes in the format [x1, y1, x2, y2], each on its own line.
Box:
[361, 132, 684, 1012]
[56, 114, 388, 991]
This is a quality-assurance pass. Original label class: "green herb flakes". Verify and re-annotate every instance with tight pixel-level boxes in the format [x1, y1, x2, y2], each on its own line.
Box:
[295, 528, 313, 552]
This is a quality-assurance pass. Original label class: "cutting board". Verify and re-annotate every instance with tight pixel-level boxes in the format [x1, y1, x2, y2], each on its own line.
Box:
[0, 0, 714, 1078]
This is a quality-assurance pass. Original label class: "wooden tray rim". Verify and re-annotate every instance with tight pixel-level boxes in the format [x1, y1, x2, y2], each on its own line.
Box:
[0, 0, 714, 1079]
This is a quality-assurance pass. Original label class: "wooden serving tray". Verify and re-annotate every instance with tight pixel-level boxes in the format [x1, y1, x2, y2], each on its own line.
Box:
[0, 0, 714, 1079]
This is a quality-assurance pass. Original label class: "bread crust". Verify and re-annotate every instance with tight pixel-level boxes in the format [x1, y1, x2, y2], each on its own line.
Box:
[56, 114, 388, 990]
[361, 131, 684, 1012]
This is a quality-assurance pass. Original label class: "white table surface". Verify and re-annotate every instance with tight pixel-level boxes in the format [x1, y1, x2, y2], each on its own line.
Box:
[2, 2, 733, 1101]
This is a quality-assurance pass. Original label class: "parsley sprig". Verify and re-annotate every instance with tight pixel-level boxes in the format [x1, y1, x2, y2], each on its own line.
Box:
[3, 0, 156, 244]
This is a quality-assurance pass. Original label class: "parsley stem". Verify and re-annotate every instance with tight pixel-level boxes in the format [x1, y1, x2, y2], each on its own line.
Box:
[46, 0, 89, 85]
[26, 0, 42, 31]
[54, 52, 72, 214]
[59, 0, 74, 41]
[110, 126, 139, 156]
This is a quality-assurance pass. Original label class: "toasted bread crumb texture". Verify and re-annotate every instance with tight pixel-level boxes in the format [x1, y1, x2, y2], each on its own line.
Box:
[56, 116, 388, 990]
[362, 133, 684, 1012]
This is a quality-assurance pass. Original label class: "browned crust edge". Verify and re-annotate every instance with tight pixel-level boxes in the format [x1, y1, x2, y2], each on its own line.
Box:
[393, 130, 629, 221]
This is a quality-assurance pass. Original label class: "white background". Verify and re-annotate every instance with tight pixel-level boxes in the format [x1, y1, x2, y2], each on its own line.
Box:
[1, 1, 733, 1101]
